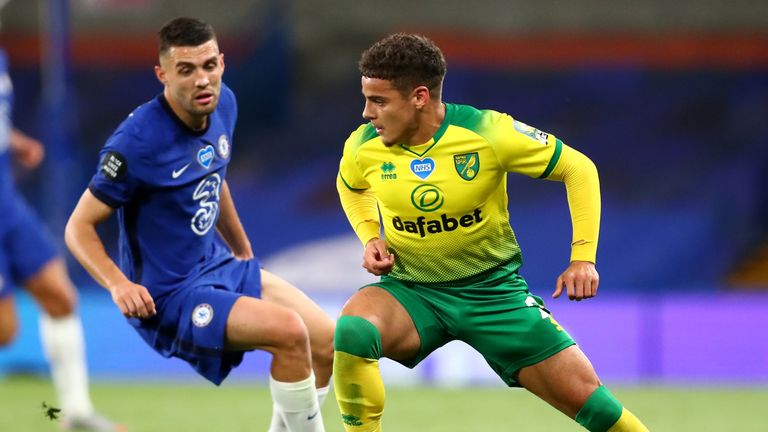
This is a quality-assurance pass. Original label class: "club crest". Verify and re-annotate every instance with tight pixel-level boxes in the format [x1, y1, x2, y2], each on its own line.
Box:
[453, 152, 479, 180]
[192, 303, 214, 327]
[217, 134, 230, 158]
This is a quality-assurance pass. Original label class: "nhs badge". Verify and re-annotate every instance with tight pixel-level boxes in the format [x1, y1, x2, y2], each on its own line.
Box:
[410, 158, 435, 180]
[197, 144, 215, 169]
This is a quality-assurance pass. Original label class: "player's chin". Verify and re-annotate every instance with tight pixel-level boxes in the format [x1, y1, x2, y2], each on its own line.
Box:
[192, 103, 217, 115]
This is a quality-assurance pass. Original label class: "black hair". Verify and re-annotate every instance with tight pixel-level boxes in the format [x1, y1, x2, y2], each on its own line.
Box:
[158, 17, 216, 56]
[359, 33, 447, 97]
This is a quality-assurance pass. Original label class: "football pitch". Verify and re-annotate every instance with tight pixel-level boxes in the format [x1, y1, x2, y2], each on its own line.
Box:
[1, 375, 763, 431]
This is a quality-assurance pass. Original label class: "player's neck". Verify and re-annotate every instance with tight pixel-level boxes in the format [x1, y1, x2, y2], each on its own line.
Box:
[408, 101, 445, 146]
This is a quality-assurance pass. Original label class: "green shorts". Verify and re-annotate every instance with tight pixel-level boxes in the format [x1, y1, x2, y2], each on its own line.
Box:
[371, 262, 575, 387]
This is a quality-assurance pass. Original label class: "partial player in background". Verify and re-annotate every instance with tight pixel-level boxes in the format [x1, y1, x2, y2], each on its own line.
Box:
[65, 17, 333, 432]
[0, 52, 123, 431]
[332, 33, 649, 431]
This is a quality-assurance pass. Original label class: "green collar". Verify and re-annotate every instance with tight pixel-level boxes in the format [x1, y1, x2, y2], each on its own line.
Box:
[400, 103, 454, 157]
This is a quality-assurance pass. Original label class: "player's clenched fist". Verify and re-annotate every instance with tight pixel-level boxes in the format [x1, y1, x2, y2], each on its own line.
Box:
[553, 260, 600, 301]
[362, 238, 395, 276]
[109, 280, 156, 318]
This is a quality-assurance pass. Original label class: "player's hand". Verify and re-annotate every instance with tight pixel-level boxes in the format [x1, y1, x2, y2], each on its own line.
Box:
[553, 261, 599, 301]
[109, 280, 157, 319]
[362, 238, 395, 276]
[10, 130, 45, 169]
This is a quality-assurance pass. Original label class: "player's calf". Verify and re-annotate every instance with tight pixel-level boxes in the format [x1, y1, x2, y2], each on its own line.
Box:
[334, 315, 385, 431]
[575, 386, 649, 432]
[266, 310, 325, 431]
[310, 325, 335, 384]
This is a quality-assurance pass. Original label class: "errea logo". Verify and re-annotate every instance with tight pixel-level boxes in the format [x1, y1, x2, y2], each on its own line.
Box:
[381, 161, 397, 180]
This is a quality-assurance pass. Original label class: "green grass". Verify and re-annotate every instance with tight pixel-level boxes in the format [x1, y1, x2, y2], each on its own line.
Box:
[1, 375, 764, 431]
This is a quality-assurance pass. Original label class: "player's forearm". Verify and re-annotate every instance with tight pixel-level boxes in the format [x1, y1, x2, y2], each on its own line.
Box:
[215, 220, 252, 258]
[336, 175, 381, 245]
[548, 145, 601, 262]
[64, 220, 129, 292]
[216, 181, 253, 257]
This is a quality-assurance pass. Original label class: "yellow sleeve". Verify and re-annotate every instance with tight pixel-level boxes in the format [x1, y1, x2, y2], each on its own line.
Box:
[337, 174, 380, 246]
[336, 126, 381, 245]
[489, 114, 562, 178]
[545, 144, 601, 263]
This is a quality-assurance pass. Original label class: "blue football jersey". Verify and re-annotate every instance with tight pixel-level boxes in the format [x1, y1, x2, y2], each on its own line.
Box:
[88, 84, 238, 299]
[0, 49, 17, 213]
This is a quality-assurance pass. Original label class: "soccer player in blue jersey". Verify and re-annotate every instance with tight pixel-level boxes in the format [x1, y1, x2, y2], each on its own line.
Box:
[0, 11, 122, 432]
[65, 17, 333, 432]
[332, 33, 649, 431]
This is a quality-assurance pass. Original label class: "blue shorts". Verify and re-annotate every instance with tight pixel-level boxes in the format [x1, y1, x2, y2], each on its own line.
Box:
[129, 256, 262, 385]
[0, 197, 59, 299]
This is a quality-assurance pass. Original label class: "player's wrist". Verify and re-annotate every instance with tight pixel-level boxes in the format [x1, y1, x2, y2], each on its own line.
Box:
[104, 274, 130, 294]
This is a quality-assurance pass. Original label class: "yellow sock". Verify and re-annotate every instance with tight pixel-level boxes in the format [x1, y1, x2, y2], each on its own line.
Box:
[607, 408, 649, 432]
[334, 351, 386, 432]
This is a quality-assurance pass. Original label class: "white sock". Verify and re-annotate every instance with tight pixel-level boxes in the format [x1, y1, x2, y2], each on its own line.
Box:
[39, 313, 94, 418]
[268, 373, 324, 432]
[316, 385, 329, 408]
[268, 384, 330, 432]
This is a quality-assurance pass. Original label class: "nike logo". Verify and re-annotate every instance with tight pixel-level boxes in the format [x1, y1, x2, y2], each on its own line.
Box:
[307, 411, 319, 420]
[172, 163, 191, 179]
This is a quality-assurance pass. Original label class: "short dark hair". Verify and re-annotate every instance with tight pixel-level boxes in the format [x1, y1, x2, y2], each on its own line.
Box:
[158, 17, 216, 56]
[359, 33, 447, 97]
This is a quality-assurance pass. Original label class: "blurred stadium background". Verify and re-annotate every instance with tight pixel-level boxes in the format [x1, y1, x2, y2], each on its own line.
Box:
[1, 0, 767, 430]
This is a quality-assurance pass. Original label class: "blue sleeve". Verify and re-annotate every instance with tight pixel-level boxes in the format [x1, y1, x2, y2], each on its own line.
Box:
[87, 130, 142, 208]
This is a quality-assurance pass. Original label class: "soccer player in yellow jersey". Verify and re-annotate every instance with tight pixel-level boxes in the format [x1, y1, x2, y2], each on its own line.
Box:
[333, 33, 649, 432]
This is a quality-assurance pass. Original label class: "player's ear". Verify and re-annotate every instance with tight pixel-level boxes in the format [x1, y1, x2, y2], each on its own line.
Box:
[219, 53, 225, 72]
[154, 65, 167, 85]
[412, 85, 430, 110]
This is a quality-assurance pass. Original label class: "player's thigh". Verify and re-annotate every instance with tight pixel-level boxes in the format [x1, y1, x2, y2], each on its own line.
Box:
[225, 295, 309, 352]
[0, 295, 18, 345]
[260, 269, 334, 350]
[340, 285, 421, 361]
[462, 291, 575, 387]
[517, 344, 601, 418]
[23, 258, 77, 317]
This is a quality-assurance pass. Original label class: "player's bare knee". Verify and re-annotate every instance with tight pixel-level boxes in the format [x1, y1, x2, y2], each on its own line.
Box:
[37, 294, 76, 318]
[0, 320, 18, 346]
[27, 276, 78, 318]
[273, 310, 311, 355]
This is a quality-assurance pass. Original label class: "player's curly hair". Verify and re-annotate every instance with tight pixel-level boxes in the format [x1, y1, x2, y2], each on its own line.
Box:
[158, 17, 216, 56]
[359, 33, 447, 98]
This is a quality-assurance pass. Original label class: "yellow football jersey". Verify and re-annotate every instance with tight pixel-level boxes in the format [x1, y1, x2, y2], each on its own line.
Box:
[338, 103, 563, 283]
